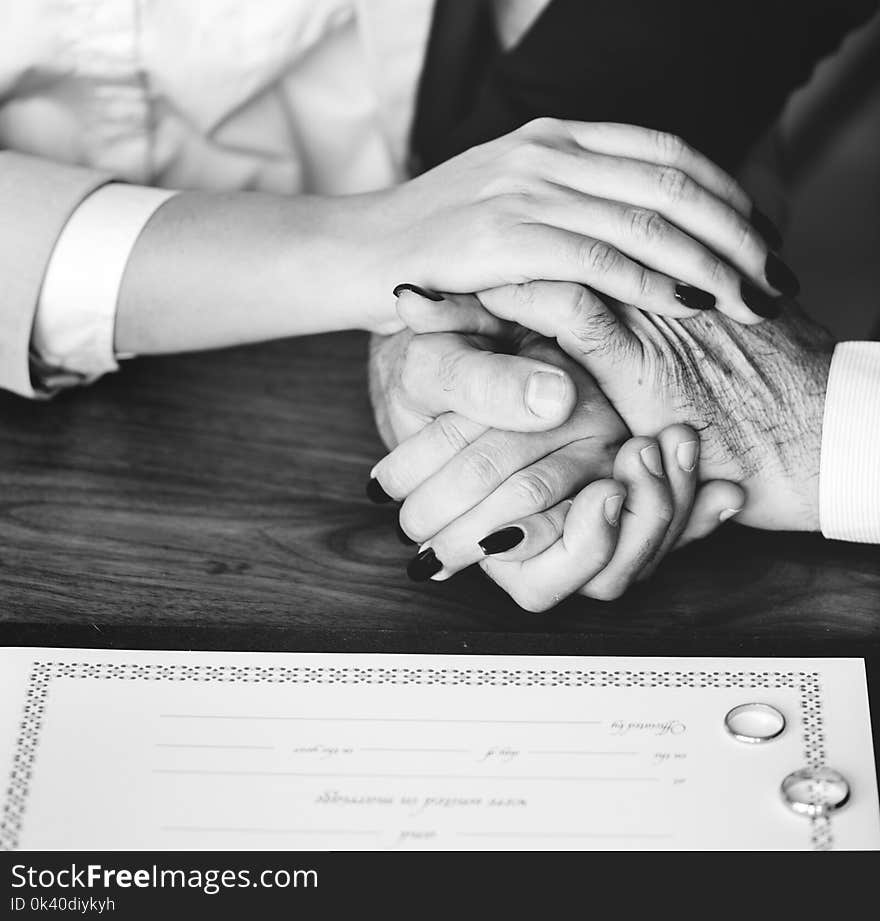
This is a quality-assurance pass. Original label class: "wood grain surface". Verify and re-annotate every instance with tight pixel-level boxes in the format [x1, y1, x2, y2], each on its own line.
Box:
[1, 331, 878, 653]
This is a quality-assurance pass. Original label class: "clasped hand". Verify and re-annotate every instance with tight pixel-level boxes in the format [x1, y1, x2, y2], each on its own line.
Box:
[364, 119, 832, 610]
[369, 281, 832, 610]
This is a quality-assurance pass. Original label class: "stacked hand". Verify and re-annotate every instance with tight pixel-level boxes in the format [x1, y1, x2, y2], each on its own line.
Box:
[368, 282, 833, 610]
[348, 118, 796, 333]
[363, 121, 831, 610]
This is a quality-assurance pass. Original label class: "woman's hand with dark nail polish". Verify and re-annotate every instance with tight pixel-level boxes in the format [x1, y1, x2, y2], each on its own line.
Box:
[750, 206, 784, 251]
[366, 476, 395, 504]
[478, 526, 525, 555]
[392, 283, 444, 302]
[764, 253, 800, 298]
[674, 284, 716, 312]
[407, 547, 443, 581]
[740, 280, 782, 319]
[396, 522, 416, 545]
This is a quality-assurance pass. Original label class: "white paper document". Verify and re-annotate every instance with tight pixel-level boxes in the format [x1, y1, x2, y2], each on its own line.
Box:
[0, 648, 877, 851]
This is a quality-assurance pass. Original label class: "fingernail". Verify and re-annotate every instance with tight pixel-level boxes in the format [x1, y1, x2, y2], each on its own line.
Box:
[407, 547, 443, 581]
[479, 526, 525, 555]
[740, 280, 781, 319]
[719, 507, 742, 522]
[676, 440, 698, 472]
[640, 443, 664, 477]
[764, 253, 800, 298]
[392, 283, 443, 301]
[750, 206, 783, 251]
[674, 283, 715, 311]
[604, 494, 625, 526]
[526, 371, 567, 419]
[366, 477, 394, 504]
[396, 522, 416, 545]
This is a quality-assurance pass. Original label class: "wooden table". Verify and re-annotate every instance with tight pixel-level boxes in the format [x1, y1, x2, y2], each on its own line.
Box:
[1, 331, 878, 661]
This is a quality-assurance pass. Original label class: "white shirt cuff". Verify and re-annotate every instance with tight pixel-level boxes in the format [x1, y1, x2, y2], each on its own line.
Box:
[31, 183, 178, 387]
[819, 341, 880, 543]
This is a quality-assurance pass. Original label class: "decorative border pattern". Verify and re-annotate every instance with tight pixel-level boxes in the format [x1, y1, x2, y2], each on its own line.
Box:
[0, 662, 828, 850]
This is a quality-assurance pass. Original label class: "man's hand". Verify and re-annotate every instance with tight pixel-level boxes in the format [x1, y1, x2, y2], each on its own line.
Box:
[397, 282, 834, 532]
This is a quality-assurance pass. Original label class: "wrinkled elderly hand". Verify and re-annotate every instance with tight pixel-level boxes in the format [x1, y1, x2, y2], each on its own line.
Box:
[396, 282, 833, 533]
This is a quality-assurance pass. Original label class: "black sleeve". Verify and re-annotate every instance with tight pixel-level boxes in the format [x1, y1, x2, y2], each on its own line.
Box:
[420, 0, 878, 172]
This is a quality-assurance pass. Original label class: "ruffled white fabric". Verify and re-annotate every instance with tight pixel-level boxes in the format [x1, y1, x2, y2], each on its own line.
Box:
[0, 0, 434, 195]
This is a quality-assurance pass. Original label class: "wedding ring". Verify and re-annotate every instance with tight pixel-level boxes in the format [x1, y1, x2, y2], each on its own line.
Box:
[780, 766, 850, 818]
[724, 702, 786, 743]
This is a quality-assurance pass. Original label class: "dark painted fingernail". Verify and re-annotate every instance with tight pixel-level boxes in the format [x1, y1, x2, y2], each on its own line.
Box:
[407, 547, 443, 581]
[764, 253, 800, 297]
[478, 526, 525, 555]
[366, 477, 394, 504]
[392, 283, 443, 301]
[674, 283, 716, 311]
[750, 206, 783, 251]
[740, 280, 781, 319]
[396, 522, 416, 545]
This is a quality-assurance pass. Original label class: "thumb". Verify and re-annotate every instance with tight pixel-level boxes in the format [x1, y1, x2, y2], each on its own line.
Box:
[401, 332, 578, 432]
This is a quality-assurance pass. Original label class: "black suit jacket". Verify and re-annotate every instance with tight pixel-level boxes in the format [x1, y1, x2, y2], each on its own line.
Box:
[413, 0, 878, 173]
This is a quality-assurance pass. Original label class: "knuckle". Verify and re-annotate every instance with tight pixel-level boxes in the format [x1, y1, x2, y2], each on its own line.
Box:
[509, 139, 547, 171]
[533, 508, 562, 536]
[566, 301, 618, 352]
[703, 254, 729, 287]
[627, 208, 668, 244]
[478, 173, 516, 199]
[562, 284, 594, 325]
[434, 345, 465, 393]
[509, 280, 541, 312]
[653, 130, 688, 163]
[460, 445, 508, 488]
[656, 165, 693, 204]
[521, 116, 561, 139]
[580, 239, 620, 276]
[473, 206, 513, 252]
[635, 267, 655, 302]
[509, 469, 557, 511]
[722, 175, 745, 206]
[434, 415, 472, 454]
[732, 214, 755, 254]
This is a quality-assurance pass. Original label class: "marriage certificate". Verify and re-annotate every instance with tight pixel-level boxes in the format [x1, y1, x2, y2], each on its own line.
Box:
[0, 648, 877, 850]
